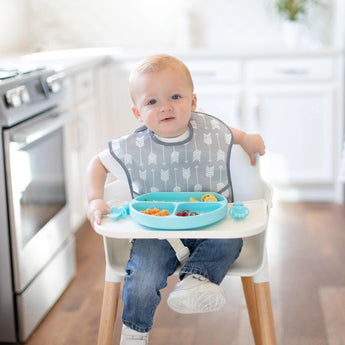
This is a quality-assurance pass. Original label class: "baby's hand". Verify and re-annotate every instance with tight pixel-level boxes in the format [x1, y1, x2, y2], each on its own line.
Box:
[241, 133, 265, 166]
[87, 199, 110, 228]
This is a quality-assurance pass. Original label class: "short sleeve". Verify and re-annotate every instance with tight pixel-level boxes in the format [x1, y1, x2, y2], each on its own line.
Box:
[99, 149, 127, 182]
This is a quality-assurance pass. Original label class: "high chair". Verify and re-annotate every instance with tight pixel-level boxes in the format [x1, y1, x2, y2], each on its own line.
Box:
[94, 145, 276, 345]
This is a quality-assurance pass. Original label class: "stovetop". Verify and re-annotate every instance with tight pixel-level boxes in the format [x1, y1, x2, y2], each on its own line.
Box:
[0, 65, 47, 82]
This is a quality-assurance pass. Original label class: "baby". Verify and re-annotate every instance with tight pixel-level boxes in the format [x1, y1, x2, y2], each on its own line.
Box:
[86, 54, 265, 345]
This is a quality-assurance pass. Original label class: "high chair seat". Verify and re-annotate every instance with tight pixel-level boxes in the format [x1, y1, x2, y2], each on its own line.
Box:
[94, 146, 276, 345]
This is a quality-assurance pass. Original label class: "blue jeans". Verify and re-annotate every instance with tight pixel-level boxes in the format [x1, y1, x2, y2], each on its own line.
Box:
[122, 238, 243, 332]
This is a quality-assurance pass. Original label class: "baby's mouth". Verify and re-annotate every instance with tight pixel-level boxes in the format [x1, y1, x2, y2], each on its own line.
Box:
[161, 116, 175, 122]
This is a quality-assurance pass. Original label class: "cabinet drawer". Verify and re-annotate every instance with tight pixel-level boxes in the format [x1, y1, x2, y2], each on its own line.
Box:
[185, 59, 242, 84]
[74, 70, 95, 102]
[247, 58, 335, 82]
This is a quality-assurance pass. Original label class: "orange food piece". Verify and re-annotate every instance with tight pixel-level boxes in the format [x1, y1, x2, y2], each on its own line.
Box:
[140, 208, 159, 215]
[156, 209, 170, 216]
[140, 208, 169, 216]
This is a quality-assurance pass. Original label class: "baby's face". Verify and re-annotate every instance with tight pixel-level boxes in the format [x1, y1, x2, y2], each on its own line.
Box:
[131, 67, 197, 138]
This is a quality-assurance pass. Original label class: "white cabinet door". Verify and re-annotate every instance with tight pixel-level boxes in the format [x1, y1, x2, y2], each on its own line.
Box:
[248, 84, 335, 184]
[186, 59, 244, 128]
[195, 85, 243, 128]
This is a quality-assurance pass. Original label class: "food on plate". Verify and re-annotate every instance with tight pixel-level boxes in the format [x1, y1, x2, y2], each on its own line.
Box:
[189, 197, 200, 202]
[188, 193, 218, 202]
[176, 210, 198, 217]
[140, 208, 170, 216]
[203, 195, 217, 202]
[201, 193, 218, 202]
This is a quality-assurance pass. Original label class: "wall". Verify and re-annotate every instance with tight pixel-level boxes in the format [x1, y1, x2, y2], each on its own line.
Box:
[0, 0, 340, 55]
[0, 0, 30, 54]
[26, 0, 190, 51]
[197, 0, 334, 49]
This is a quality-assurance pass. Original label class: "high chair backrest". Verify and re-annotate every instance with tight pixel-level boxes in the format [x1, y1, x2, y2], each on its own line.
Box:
[230, 145, 272, 207]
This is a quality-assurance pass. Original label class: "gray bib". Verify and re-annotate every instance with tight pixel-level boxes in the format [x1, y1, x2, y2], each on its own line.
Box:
[109, 112, 234, 201]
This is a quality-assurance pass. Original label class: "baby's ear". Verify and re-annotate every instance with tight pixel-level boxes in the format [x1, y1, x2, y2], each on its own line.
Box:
[191, 93, 197, 111]
[131, 105, 142, 121]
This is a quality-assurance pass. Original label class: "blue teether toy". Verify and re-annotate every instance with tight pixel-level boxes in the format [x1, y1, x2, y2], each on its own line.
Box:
[229, 201, 249, 220]
[108, 202, 130, 221]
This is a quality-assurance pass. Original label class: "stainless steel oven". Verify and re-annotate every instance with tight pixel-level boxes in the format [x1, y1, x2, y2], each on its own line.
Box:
[0, 66, 76, 343]
[4, 108, 70, 290]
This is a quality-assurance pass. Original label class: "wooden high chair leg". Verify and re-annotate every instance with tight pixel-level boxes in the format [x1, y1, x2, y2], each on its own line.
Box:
[97, 281, 121, 345]
[241, 276, 262, 345]
[254, 281, 277, 345]
[241, 277, 277, 345]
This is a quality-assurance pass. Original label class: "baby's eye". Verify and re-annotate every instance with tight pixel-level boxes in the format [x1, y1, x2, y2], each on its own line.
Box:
[148, 99, 157, 105]
[172, 94, 181, 100]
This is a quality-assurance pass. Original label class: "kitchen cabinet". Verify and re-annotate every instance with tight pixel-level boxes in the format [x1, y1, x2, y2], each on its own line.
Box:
[246, 58, 337, 186]
[194, 84, 243, 128]
[108, 61, 147, 137]
[95, 63, 133, 142]
[186, 59, 244, 128]
[249, 83, 335, 183]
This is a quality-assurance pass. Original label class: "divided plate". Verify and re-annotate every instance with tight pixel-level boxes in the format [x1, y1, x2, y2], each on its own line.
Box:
[130, 192, 227, 230]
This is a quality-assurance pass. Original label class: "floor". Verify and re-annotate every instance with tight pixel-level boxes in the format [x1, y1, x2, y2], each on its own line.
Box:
[24, 202, 345, 345]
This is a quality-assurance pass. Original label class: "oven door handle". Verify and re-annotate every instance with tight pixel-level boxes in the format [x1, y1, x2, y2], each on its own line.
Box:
[10, 110, 71, 145]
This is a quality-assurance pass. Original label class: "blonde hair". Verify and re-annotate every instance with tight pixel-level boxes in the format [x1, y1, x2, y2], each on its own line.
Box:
[129, 54, 194, 103]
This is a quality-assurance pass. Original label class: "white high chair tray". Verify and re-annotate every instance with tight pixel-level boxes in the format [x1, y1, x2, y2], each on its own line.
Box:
[95, 199, 268, 239]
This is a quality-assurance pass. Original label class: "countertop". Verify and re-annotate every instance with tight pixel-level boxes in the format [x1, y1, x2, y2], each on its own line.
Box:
[1, 45, 344, 76]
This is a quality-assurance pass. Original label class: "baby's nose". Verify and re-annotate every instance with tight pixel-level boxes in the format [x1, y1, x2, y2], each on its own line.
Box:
[161, 101, 173, 111]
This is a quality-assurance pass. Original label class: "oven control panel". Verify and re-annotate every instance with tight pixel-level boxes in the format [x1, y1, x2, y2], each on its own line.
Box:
[0, 69, 67, 126]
